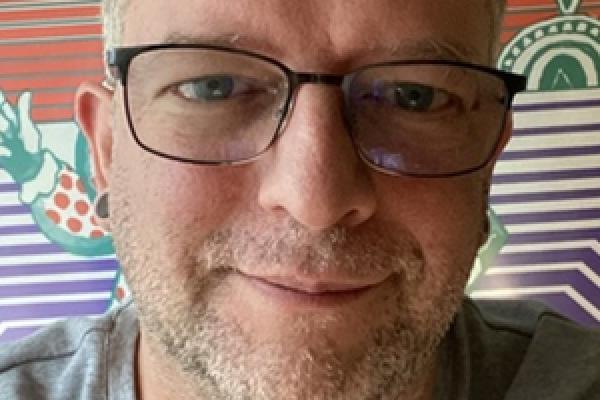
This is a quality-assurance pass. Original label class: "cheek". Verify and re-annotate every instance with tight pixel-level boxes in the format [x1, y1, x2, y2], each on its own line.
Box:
[111, 125, 254, 249]
[375, 175, 486, 272]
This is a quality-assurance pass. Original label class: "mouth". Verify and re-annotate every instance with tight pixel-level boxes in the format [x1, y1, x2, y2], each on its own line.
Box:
[238, 272, 387, 308]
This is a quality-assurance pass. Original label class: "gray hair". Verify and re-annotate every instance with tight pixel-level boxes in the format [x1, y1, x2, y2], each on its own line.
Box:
[102, 0, 507, 63]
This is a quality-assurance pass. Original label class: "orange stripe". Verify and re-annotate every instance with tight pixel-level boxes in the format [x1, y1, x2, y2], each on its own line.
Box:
[36, 92, 75, 106]
[0, 6, 100, 22]
[503, 11, 557, 28]
[31, 107, 74, 122]
[0, 40, 102, 58]
[0, 24, 101, 40]
[507, 0, 557, 7]
[0, 74, 103, 91]
[4, 92, 74, 106]
[0, 57, 103, 75]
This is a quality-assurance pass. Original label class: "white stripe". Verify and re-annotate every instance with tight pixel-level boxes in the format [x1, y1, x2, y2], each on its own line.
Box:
[514, 88, 600, 104]
[0, 271, 116, 285]
[491, 178, 600, 195]
[493, 198, 600, 215]
[494, 155, 600, 174]
[0, 253, 116, 267]
[513, 107, 600, 130]
[0, 233, 50, 246]
[485, 263, 600, 288]
[0, 191, 20, 205]
[470, 285, 600, 322]
[0, 292, 111, 306]
[506, 219, 600, 234]
[506, 132, 600, 152]
[0, 34, 102, 45]
[501, 241, 600, 256]
[0, 214, 35, 226]
[0, 170, 13, 184]
[0, 314, 104, 337]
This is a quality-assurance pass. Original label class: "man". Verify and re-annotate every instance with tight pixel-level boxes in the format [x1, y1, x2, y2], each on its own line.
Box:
[1, 0, 599, 399]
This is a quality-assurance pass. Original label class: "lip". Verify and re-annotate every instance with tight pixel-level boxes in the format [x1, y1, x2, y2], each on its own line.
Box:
[239, 273, 387, 307]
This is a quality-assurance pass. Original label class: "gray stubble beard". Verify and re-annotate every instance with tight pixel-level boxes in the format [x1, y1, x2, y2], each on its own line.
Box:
[111, 188, 470, 400]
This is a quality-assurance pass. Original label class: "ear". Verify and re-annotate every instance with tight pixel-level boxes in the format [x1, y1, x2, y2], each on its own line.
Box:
[74, 81, 115, 193]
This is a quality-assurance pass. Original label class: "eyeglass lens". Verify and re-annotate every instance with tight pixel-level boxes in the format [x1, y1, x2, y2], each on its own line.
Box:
[125, 48, 509, 175]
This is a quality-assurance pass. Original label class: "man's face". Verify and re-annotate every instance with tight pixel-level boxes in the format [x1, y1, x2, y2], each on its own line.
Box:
[96, 0, 503, 398]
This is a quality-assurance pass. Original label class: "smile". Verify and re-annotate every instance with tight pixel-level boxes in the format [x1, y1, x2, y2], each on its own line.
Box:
[238, 272, 385, 308]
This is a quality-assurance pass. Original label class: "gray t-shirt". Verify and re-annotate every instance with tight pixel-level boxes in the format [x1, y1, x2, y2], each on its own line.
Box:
[1, 298, 599, 399]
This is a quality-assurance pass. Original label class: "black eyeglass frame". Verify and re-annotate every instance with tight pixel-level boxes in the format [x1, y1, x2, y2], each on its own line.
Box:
[106, 44, 527, 177]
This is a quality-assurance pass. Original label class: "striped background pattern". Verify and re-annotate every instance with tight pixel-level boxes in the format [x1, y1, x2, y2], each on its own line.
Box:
[0, 0, 117, 343]
[0, 0, 599, 342]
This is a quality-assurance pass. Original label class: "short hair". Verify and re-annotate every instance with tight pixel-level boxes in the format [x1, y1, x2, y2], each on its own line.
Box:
[102, 0, 506, 62]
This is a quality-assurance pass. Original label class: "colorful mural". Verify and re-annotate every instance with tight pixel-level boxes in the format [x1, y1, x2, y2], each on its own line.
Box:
[0, 0, 598, 343]
[469, 0, 600, 327]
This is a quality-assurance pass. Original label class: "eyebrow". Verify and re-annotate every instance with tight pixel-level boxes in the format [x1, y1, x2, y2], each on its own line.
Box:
[384, 38, 482, 63]
[163, 32, 482, 64]
[164, 32, 273, 52]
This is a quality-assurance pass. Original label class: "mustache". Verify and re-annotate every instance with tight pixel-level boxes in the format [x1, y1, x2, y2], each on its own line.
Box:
[194, 218, 426, 281]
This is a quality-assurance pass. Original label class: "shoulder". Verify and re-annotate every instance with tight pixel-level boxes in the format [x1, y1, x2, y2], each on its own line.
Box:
[0, 301, 137, 400]
[460, 298, 600, 400]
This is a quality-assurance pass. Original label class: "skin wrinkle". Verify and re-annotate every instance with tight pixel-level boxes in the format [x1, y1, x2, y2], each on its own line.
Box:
[82, 1, 511, 399]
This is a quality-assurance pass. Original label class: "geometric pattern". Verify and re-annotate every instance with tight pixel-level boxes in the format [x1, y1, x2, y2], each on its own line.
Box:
[470, 88, 600, 327]
[0, 1, 116, 343]
[469, 0, 600, 327]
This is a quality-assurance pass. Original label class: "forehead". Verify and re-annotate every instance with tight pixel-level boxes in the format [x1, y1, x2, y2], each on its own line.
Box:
[122, 0, 491, 67]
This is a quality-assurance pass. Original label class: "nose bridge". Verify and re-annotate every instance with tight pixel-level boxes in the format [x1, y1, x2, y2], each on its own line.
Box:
[294, 72, 345, 87]
[258, 83, 376, 230]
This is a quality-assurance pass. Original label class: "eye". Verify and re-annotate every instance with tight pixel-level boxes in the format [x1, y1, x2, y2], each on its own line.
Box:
[369, 81, 454, 112]
[176, 75, 246, 101]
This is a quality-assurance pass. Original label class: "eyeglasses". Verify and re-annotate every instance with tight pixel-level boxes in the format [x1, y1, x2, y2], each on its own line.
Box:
[107, 44, 526, 177]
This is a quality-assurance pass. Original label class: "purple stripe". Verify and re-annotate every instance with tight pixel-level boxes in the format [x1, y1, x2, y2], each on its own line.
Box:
[499, 208, 600, 225]
[0, 279, 115, 297]
[513, 98, 600, 112]
[473, 270, 600, 310]
[513, 123, 600, 136]
[0, 258, 119, 278]
[0, 326, 40, 343]
[490, 188, 600, 204]
[506, 228, 600, 244]
[0, 204, 30, 215]
[0, 300, 110, 320]
[0, 243, 64, 256]
[0, 183, 19, 192]
[0, 224, 40, 235]
[500, 145, 600, 161]
[493, 248, 599, 267]
[492, 168, 600, 184]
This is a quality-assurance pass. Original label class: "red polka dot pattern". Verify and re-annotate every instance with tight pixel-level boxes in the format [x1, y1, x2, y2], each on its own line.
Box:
[43, 169, 109, 239]
[54, 192, 69, 209]
[67, 218, 82, 233]
[60, 174, 73, 190]
[46, 210, 60, 224]
[75, 200, 89, 216]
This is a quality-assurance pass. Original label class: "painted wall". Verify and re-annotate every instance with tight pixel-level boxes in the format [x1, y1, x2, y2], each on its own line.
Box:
[0, 0, 598, 343]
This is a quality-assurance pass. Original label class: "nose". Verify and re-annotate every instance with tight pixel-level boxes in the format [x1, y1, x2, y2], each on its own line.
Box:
[258, 84, 377, 231]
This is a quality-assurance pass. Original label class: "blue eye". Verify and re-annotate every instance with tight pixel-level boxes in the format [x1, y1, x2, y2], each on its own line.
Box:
[366, 81, 452, 112]
[177, 75, 236, 101]
[393, 83, 435, 111]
